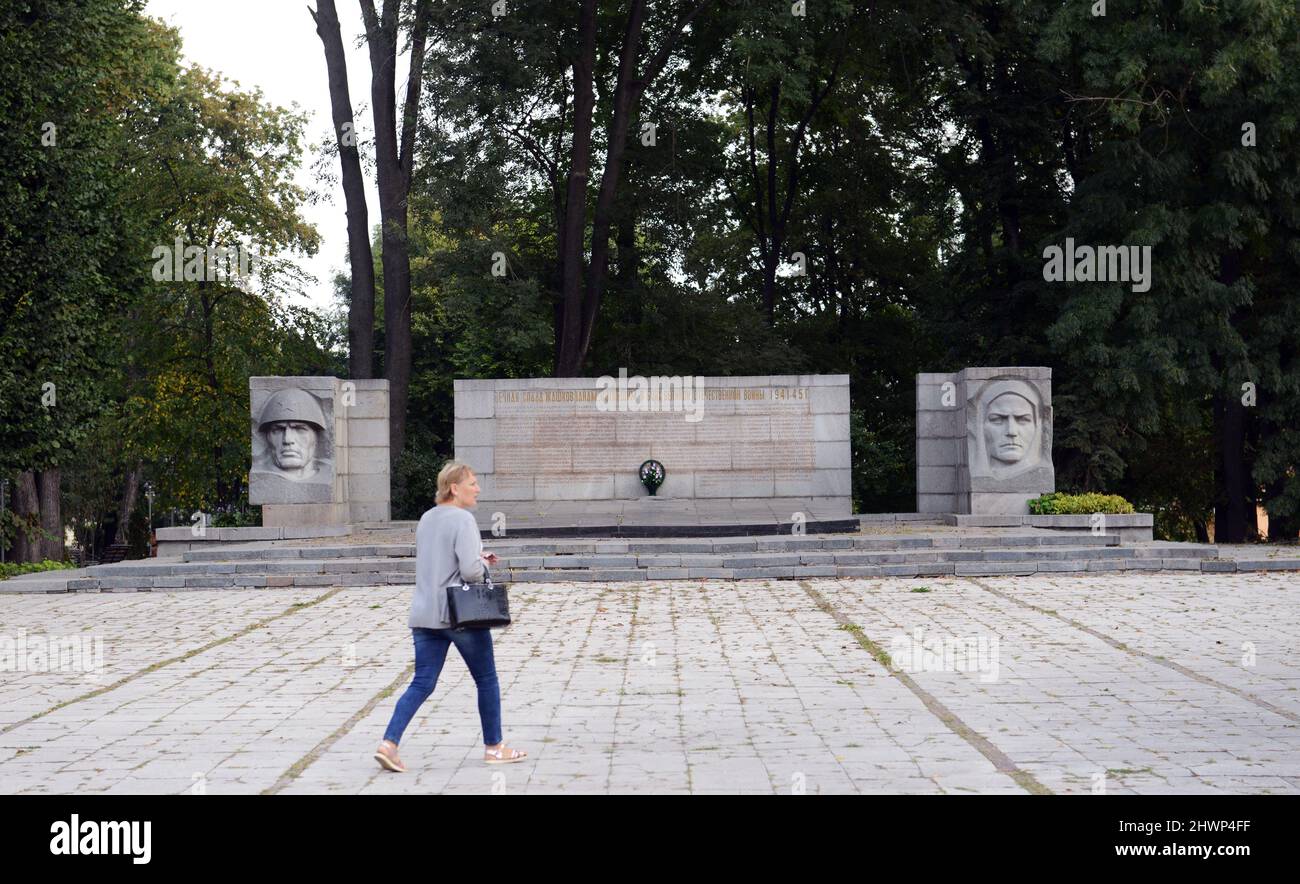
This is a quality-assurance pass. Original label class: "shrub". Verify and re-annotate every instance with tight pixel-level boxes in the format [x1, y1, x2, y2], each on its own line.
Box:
[211, 507, 261, 528]
[850, 410, 913, 514]
[0, 559, 76, 581]
[1027, 492, 1135, 515]
[392, 439, 447, 520]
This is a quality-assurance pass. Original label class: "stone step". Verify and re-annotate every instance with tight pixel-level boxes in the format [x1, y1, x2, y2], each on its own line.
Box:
[101, 535, 1216, 577]
[485, 532, 1127, 554]
[100, 543, 1190, 580]
[0, 577, 80, 595]
[178, 531, 1128, 563]
[30, 555, 1297, 592]
[470, 518, 864, 538]
[520, 546, 1143, 569]
[10, 533, 1287, 593]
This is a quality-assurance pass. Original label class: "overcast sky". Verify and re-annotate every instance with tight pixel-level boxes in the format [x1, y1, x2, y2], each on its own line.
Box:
[146, 0, 394, 314]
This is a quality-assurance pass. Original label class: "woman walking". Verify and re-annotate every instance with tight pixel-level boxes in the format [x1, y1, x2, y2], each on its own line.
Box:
[374, 460, 527, 772]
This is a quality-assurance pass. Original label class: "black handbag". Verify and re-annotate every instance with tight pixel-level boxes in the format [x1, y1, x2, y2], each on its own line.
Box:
[446, 565, 512, 629]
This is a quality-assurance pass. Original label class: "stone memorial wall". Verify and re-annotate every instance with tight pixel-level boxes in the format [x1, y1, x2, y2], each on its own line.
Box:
[454, 374, 851, 509]
[249, 376, 391, 526]
[915, 366, 1054, 515]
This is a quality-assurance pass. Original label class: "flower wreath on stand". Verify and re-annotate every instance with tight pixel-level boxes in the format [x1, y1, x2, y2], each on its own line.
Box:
[639, 459, 666, 496]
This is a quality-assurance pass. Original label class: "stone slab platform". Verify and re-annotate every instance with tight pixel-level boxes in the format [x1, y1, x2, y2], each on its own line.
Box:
[6, 530, 1297, 593]
[1, 573, 1296, 794]
[944, 512, 1154, 542]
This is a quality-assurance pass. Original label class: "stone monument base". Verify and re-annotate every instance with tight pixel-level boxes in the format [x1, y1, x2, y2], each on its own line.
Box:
[261, 503, 350, 528]
[965, 491, 1041, 515]
[468, 496, 856, 537]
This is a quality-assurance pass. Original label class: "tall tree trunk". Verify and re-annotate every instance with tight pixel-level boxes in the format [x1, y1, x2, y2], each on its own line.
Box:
[557, 0, 713, 374]
[360, 0, 430, 456]
[1215, 249, 1252, 544]
[312, 0, 376, 380]
[36, 468, 62, 562]
[824, 212, 849, 337]
[1215, 392, 1251, 544]
[361, 0, 431, 454]
[615, 207, 639, 325]
[578, 0, 647, 362]
[742, 41, 843, 327]
[991, 46, 1020, 267]
[556, 0, 599, 378]
[13, 470, 40, 564]
[112, 461, 143, 547]
[762, 82, 782, 324]
[198, 284, 226, 510]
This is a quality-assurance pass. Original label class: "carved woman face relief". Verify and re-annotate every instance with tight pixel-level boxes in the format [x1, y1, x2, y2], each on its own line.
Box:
[959, 374, 1053, 509]
[968, 377, 1047, 483]
[983, 392, 1038, 465]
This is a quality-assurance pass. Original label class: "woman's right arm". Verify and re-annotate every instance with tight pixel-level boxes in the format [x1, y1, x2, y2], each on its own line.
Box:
[454, 515, 486, 583]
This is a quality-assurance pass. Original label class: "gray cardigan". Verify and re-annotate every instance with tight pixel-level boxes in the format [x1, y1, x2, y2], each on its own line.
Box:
[408, 504, 485, 629]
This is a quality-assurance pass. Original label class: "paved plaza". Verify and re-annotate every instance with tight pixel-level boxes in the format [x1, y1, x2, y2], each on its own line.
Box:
[0, 572, 1297, 794]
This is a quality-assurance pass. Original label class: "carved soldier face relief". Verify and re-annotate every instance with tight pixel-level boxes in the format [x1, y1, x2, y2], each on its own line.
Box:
[265, 420, 320, 479]
[251, 387, 332, 488]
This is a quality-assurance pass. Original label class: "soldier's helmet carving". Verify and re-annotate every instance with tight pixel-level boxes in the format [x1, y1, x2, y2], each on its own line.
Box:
[257, 388, 327, 432]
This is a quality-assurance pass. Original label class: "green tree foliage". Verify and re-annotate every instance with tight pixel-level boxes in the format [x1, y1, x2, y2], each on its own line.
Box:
[0, 1, 171, 478]
[1039, 0, 1300, 539]
[2, 1, 340, 557]
[375, 0, 1300, 533]
[7, 0, 1300, 542]
[113, 59, 329, 513]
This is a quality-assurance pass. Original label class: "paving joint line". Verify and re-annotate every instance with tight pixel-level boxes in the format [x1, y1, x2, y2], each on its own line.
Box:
[739, 579, 857, 793]
[523, 584, 613, 790]
[964, 576, 1300, 725]
[263, 658, 416, 794]
[605, 581, 642, 788]
[0, 587, 346, 737]
[798, 580, 1051, 795]
[698, 581, 771, 791]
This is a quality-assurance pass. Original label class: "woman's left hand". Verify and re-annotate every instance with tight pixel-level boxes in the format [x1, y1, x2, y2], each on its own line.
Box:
[481, 551, 499, 566]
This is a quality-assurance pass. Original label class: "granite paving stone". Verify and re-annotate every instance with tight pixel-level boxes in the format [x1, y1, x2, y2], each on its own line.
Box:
[0, 572, 1294, 794]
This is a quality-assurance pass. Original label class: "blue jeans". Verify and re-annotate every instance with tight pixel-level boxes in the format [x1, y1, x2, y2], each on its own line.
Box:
[382, 627, 502, 746]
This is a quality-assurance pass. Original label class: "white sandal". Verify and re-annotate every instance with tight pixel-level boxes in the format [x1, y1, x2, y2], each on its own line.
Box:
[484, 743, 527, 764]
[374, 740, 406, 773]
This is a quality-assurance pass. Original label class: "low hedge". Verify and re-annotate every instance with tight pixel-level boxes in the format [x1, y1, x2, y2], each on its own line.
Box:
[1027, 492, 1135, 515]
[0, 559, 76, 581]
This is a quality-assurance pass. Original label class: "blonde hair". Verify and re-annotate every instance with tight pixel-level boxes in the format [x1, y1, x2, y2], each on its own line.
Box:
[436, 460, 475, 503]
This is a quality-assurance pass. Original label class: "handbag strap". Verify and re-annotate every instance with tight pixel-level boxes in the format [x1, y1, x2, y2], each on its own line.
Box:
[460, 563, 492, 590]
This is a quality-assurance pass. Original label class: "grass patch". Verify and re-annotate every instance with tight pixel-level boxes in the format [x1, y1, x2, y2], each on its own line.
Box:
[838, 623, 894, 669]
